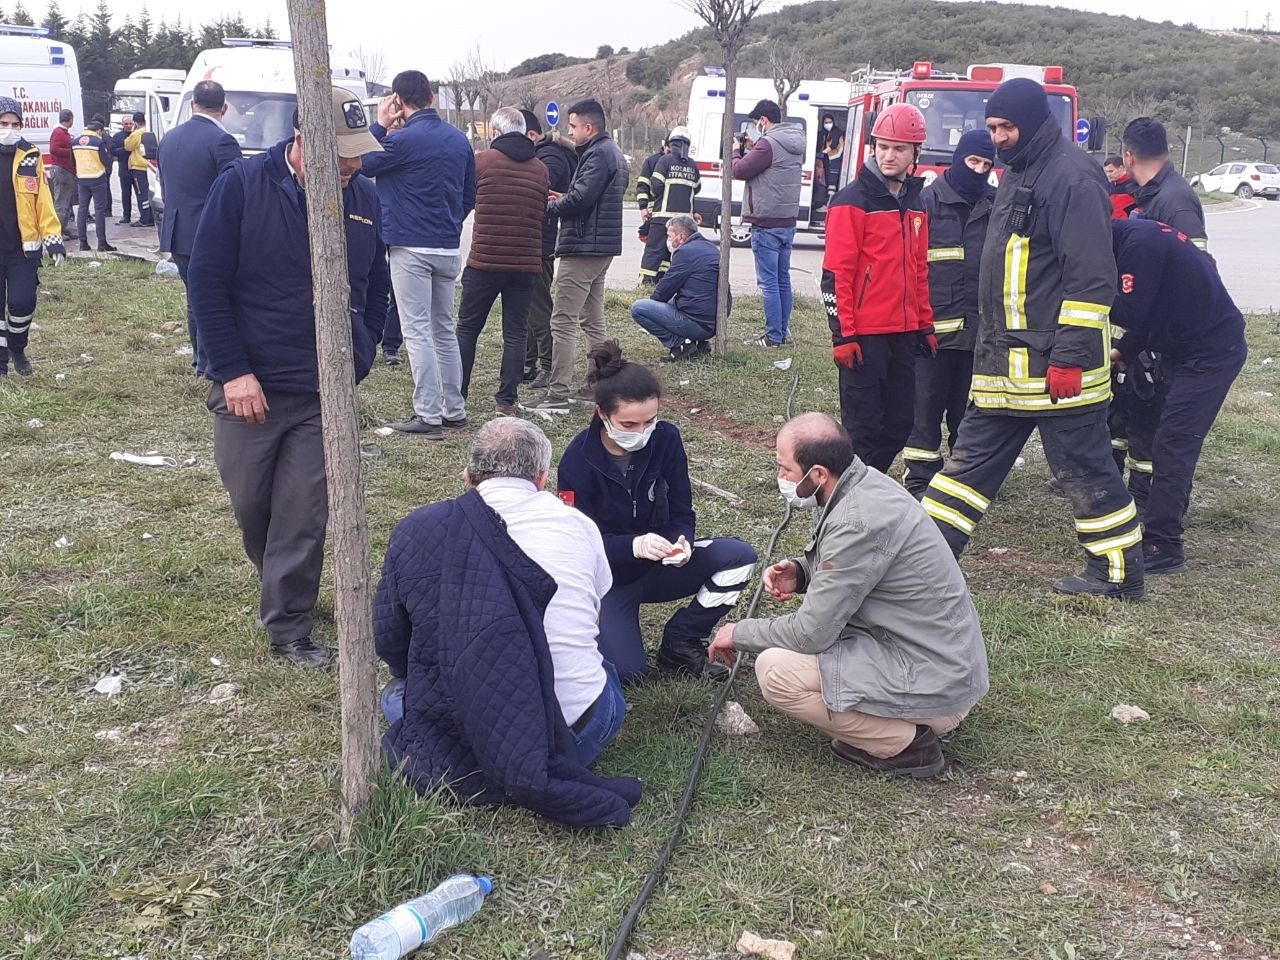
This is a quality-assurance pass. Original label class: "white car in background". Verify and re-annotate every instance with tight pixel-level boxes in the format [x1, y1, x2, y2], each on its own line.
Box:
[1190, 161, 1280, 200]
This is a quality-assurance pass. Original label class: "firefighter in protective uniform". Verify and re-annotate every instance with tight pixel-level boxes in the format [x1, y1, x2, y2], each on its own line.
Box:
[903, 129, 995, 496]
[634, 138, 667, 265]
[1109, 218, 1246, 575]
[638, 127, 699, 284]
[820, 103, 935, 474]
[922, 78, 1145, 599]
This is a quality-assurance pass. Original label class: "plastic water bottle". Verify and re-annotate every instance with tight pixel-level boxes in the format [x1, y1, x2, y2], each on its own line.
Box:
[350, 873, 493, 959]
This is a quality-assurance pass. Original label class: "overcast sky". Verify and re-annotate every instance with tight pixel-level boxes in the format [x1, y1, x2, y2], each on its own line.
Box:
[57, 0, 1265, 77]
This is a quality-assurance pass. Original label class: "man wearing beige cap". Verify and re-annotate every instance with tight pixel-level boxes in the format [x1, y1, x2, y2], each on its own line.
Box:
[188, 87, 390, 668]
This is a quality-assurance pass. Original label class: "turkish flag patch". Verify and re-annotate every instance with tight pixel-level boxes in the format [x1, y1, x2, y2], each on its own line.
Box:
[1121, 273, 1135, 294]
[558, 490, 575, 507]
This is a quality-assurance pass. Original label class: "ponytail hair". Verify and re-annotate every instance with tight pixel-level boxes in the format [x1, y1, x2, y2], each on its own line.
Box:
[586, 340, 661, 415]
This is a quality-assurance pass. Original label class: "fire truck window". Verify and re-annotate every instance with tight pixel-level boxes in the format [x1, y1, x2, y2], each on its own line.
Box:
[906, 89, 1074, 162]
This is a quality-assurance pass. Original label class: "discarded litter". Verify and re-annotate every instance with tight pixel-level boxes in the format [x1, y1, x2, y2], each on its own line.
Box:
[174, 346, 193, 357]
[1258, 391, 1275, 398]
[54, 536, 74, 549]
[79, 353, 94, 363]
[350, 873, 493, 959]
[182, 457, 199, 467]
[13, 723, 28, 735]
[210, 657, 223, 667]
[141, 532, 154, 540]
[110, 451, 178, 468]
[149, 332, 164, 340]
[1110, 703, 1150, 724]
[94, 675, 124, 697]
[55, 373, 66, 382]
[736, 931, 796, 960]
[95, 728, 124, 743]
[679, 379, 690, 386]
[25, 418, 43, 428]
[87, 260, 101, 268]
[155, 259, 180, 278]
[688, 407, 702, 415]
[208, 683, 238, 704]
[716, 701, 760, 737]
[1013, 456, 1026, 469]
[772, 357, 793, 371]
[374, 426, 395, 437]
[1263, 357, 1274, 366]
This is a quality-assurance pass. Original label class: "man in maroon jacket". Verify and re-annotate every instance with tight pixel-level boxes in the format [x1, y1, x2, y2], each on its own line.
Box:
[47, 109, 76, 239]
[455, 106, 549, 415]
[819, 103, 935, 473]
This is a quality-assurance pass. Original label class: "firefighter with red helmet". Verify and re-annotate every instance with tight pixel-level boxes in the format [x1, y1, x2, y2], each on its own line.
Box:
[922, 78, 1144, 599]
[820, 102, 935, 473]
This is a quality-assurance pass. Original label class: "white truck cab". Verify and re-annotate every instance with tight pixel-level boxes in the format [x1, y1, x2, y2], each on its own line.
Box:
[173, 38, 368, 157]
[0, 24, 83, 161]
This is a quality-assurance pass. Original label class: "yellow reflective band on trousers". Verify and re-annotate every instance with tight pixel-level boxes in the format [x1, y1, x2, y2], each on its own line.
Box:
[972, 364, 1110, 395]
[1074, 500, 1137, 534]
[1127, 457, 1154, 474]
[928, 247, 964, 262]
[971, 383, 1112, 411]
[1105, 548, 1125, 584]
[922, 497, 975, 534]
[930, 474, 991, 512]
[1082, 525, 1143, 557]
[902, 446, 943, 462]
[934, 317, 964, 334]
[1003, 234, 1029, 330]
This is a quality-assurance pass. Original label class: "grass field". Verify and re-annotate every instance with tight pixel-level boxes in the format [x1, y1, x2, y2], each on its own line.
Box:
[2, 260, 1279, 960]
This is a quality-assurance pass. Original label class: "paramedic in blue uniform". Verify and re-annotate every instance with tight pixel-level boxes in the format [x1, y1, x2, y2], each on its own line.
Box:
[1108, 218, 1246, 576]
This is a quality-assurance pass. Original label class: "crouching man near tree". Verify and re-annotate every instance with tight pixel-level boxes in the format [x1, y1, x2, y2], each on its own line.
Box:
[707, 413, 989, 778]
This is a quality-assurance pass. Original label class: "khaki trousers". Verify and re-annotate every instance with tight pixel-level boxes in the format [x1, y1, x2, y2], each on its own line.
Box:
[755, 648, 968, 758]
[548, 255, 612, 401]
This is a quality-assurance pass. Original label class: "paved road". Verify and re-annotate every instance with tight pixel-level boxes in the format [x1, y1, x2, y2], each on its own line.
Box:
[97, 184, 1276, 314]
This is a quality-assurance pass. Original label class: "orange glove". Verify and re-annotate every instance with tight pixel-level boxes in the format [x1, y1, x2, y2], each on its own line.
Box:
[1046, 365, 1083, 402]
[833, 340, 862, 369]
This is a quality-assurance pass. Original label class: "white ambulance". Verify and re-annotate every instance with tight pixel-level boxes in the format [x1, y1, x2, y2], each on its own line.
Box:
[110, 68, 185, 136]
[172, 38, 368, 156]
[686, 73, 857, 245]
[0, 24, 83, 161]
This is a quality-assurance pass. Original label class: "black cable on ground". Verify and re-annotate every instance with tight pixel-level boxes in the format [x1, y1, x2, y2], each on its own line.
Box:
[606, 374, 801, 960]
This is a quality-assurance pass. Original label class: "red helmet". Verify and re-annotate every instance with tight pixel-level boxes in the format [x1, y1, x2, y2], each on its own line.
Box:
[871, 103, 927, 144]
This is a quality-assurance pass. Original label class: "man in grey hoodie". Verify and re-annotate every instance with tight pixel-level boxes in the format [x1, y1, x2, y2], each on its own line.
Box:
[707, 413, 989, 778]
[732, 99, 805, 347]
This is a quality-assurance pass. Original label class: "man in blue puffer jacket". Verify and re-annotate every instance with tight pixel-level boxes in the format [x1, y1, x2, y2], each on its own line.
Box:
[189, 88, 389, 668]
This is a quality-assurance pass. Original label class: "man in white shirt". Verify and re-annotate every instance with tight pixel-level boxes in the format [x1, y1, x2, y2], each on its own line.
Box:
[382, 417, 625, 766]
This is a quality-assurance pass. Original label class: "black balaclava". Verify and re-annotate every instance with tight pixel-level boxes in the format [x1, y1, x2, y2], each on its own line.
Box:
[945, 128, 996, 203]
[984, 78, 1050, 165]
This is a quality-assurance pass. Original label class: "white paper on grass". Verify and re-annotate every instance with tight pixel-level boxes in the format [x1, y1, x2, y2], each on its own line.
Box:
[110, 452, 178, 468]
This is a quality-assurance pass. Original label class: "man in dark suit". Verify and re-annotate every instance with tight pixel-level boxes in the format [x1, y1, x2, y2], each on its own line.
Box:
[157, 80, 241, 357]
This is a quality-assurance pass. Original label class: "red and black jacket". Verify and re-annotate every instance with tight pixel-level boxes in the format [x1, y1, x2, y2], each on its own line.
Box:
[820, 160, 933, 343]
[1109, 173, 1138, 220]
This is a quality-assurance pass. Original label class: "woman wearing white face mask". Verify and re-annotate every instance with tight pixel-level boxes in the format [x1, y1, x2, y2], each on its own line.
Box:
[0, 96, 66, 378]
[557, 341, 758, 683]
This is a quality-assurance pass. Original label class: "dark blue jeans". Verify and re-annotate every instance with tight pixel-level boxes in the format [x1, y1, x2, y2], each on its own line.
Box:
[599, 536, 758, 683]
[750, 225, 795, 343]
[381, 289, 403, 354]
[630, 298, 714, 350]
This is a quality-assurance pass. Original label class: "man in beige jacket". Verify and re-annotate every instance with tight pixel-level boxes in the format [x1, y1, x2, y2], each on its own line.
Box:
[708, 413, 989, 778]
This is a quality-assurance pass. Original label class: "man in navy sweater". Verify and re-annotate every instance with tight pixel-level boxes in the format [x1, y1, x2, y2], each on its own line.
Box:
[189, 88, 388, 668]
[629, 216, 726, 362]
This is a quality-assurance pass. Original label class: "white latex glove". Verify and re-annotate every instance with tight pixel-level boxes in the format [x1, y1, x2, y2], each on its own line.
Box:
[52, 252, 66, 267]
[633, 532, 675, 561]
[662, 535, 693, 567]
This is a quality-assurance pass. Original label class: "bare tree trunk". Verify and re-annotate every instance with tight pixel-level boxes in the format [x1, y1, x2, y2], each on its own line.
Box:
[286, 0, 378, 843]
[714, 63, 736, 358]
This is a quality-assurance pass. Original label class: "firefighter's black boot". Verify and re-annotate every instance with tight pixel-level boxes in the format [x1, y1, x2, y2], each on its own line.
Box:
[10, 348, 31, 376]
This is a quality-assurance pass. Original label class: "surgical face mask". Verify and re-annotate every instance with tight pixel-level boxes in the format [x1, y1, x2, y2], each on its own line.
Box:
[0, 129, 22, 147]
[823, 121, 834, 131]
[604, 416, 657, 453]
[777, 467, 819, 509]
[666, 238, 679, 254]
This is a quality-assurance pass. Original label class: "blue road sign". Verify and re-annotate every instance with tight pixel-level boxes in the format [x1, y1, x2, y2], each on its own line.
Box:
[1075, 118, 1091, 144]
[546, 101, 560, 128]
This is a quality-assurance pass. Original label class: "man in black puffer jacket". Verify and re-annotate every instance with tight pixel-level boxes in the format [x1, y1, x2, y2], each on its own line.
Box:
[522, 98, 628, 414]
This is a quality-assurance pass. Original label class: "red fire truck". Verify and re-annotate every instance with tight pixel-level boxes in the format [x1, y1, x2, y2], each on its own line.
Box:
[839, 61, 1079, 190]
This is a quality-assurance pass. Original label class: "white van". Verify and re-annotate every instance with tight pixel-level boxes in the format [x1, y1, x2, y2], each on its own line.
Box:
[686, 73, 855, 245]
[111, 69, 185, 136]
[0, 24, 83, 160]
[172, 38, 368, 156]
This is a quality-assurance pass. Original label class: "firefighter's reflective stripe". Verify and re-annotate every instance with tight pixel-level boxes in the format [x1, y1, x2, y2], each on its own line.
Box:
[1009, 347, 1029, 381]
[928, 246, 964, 263]
[1111, 437, 1129, 450]
[1127, 457, 1153, 474]
[1191, 237, 1208, 252]
[72, 139, 108, 179]
[1105, 549, 1125, 583]
[1082, 525, 1144, 557]
[971, 384, 1112, 411]
[902, 446, 943, 462]
[1003, 234, 1029, 330]
[1058, 299, 1111, 331]
[1074, 501, 1138, 534]
[922, 497, 974, 534]
[933, 317, 964, 335]
[930, 474, 990, 513]
[972, 364, 1110, 395]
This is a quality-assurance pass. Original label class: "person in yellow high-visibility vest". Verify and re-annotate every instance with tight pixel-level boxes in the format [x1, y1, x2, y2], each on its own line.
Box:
[123, 112, 156, 227]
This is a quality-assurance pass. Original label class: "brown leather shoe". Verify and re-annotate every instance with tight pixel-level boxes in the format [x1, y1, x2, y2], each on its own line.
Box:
[830, 724, 947, 779]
